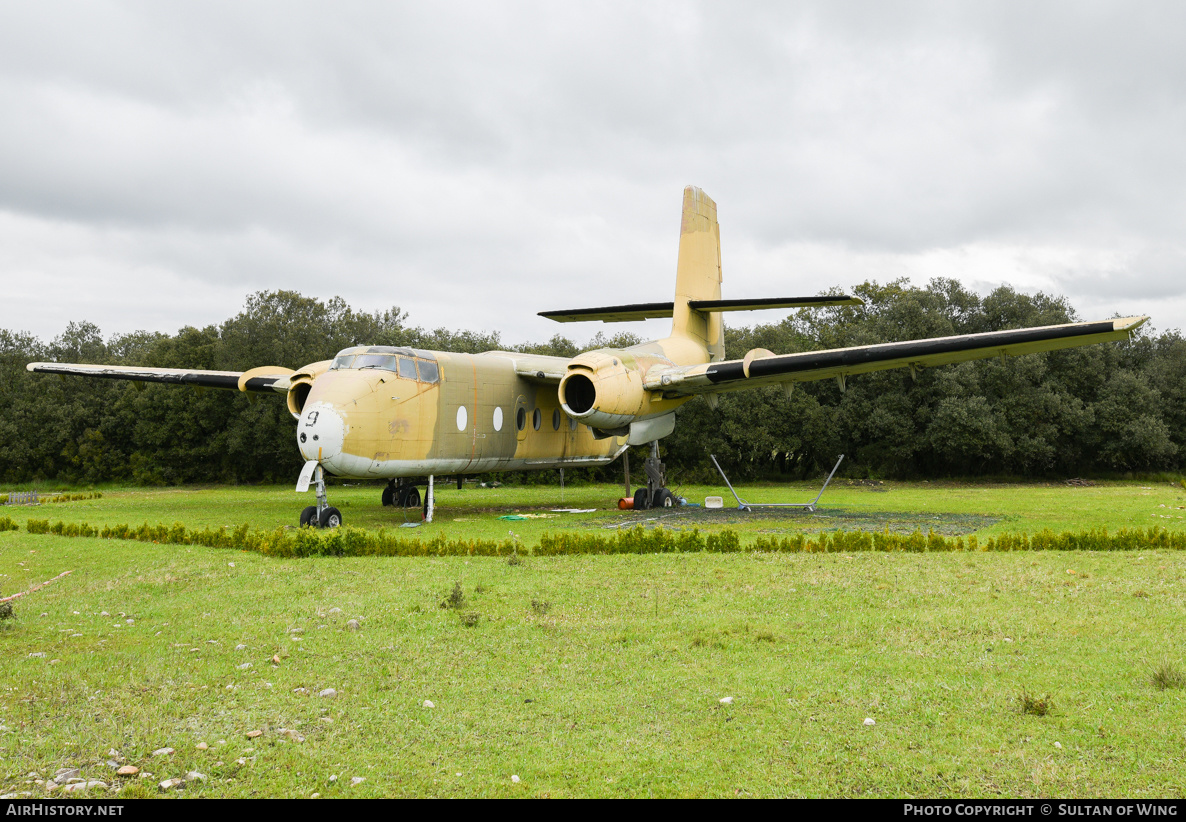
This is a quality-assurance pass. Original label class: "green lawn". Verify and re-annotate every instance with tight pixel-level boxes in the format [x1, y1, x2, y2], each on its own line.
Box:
[2, 481, 1185, 797]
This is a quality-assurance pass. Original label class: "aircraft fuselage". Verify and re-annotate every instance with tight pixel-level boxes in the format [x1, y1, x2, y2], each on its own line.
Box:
[295, 347, 637, 479]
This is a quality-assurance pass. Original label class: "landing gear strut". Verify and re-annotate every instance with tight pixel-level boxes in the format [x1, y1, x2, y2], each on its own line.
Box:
[632, 440, 677, 510]
[299, 463, 342, 528]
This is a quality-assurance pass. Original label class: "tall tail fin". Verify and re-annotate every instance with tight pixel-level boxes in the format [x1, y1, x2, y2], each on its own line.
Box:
[672, 186, 725, 361]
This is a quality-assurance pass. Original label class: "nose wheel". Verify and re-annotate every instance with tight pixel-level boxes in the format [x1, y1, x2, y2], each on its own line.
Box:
[297, 461, 342, 528]
[630, 441, 678, 510]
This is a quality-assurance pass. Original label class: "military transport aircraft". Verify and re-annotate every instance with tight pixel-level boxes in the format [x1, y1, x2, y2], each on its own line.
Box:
[28, 187, 1148, 527]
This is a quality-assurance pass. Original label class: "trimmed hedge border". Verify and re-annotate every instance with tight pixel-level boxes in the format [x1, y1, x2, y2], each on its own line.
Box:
[15, 518, 1186, 557]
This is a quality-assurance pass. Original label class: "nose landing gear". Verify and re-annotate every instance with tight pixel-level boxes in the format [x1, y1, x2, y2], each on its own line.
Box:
[297, 460, 342, 528]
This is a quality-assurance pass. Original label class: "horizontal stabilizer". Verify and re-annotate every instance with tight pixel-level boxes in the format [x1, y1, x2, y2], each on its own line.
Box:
[540, 295, 862, 323]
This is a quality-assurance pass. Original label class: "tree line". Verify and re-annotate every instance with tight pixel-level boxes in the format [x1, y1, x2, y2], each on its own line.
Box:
[1, 280, 1182, 487]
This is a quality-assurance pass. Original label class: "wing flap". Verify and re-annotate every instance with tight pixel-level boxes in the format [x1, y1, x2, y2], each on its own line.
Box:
[644, 316, 1149, 394]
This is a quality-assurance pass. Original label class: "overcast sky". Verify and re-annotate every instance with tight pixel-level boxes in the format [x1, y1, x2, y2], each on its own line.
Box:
[2, 0, 1184, 355]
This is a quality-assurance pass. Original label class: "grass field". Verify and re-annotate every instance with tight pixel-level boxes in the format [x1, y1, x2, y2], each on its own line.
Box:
[2, 479, 1185, 798]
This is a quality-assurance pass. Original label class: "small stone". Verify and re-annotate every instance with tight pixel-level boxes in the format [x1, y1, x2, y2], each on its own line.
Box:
[29, 652, 46, 659]
[228, 562, 235, 568]
[346, 619, 361, 632]
[116, 766, 139, 777]
[235, 758, 247, 766]
[422, 700, 435, 708]
[864, 718, 876, 726]
[159, 778, 184, 790]
[294, 687, 309, 694]
[1054, 741, 1062, 749]
[511, 775, 520, 783]
[55, 768, 80, 780]
[328, 607, 342, 615]
[319, 688, 337, 699]
[351, 777, 365, 786]
[280, 729, 305, 743]
[100, 611, 109, 616]
[311, 792, 321, 798]
[152, 747, 175, 757]
[235, 644, 247, 651]
[272, 655, 281, 665]
[196, 742, 209, 750]
[329, 774, 338, 782]
[184, 771, 207, 783]
[246, 730, 263, 739]
[61, 780, 107, 793]
[237, 662, 252, 670]
[719, 696, 733, 705]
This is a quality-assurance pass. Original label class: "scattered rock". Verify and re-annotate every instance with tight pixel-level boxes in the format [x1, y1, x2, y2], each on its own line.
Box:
[235, 644, 247, 651]
[293, 687, 309, 695]
[329, 774, 338, 782]
[319, 688, 337, 699]
[346, 619, 361, 632]
[54, 768, 80, 781]
[116, 766, 139, 777]
[60, 781, 107, 794]
[422, 700, 435, 709]
[351, 777, 365, 786]
[246, 730, 263, 739]
[278, 728, 305, 742]
[864, 718, 876, 726]
[159, 778, 184, 790]
[237, 662, 252, 670]
[328, 607, 342, 615]
[272, 655, 282, 665]
[719, 697, 733, 705]
[184, 771, 207, 783]
[196, 742, 209, 751]
[511, 775, 520, 783]
[28, 652, 46, 659]
[1054, 741, 1062, 749]
[152, 747, 175, 757]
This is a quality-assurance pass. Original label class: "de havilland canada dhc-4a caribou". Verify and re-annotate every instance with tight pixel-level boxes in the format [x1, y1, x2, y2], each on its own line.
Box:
[29, 187, 1148, 527]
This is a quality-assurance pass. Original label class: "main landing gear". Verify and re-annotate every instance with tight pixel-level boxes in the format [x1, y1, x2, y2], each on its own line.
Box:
[299, 462, 342, 528]
[381, 479, 421, 509]
[631, 440, 678, 510]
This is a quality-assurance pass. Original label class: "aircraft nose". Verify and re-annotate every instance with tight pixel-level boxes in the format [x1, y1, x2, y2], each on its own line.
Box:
[297, 402, 346, 464]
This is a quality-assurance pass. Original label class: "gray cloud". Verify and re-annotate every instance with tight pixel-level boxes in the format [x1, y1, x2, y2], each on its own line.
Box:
[1, 0, 1183, 347]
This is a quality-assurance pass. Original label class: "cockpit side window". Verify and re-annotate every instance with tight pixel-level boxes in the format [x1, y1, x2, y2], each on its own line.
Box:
[398, 357, 418, 380]
[330, 354, 356, 370]
[417, 359, 439, 383]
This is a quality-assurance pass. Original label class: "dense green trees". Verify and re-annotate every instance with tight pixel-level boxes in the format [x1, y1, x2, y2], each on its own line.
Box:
[2, 280, 1182, 486]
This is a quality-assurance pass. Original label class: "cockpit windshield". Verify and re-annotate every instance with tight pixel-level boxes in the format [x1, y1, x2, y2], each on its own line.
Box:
[329, 346, 440, 383]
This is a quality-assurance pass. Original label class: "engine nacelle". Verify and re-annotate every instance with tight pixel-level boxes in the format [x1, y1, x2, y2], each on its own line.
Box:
[559, 350, 649, 431]
[285, 360, 333, 418]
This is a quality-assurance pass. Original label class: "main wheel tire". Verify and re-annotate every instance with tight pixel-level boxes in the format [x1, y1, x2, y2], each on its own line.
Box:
[633, 488, 650, 510]
[652, 488, 675, 508]
[404, 487, 421, 508]
[300, 506, 317, 527]
[319, 506, 342, 528]
[381, 486, 395, 507]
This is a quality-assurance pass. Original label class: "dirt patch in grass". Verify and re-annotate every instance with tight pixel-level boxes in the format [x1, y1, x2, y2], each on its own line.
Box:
[572, 506, 1000, 536]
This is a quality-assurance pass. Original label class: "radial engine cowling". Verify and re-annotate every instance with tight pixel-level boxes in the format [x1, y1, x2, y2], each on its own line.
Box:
[559, 350, 648, 431]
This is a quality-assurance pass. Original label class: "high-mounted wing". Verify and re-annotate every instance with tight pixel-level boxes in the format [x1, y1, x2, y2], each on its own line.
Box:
[25, 362, 294, 394]
[643, 316, 1149, 395]
[539, 295, 863, 323]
